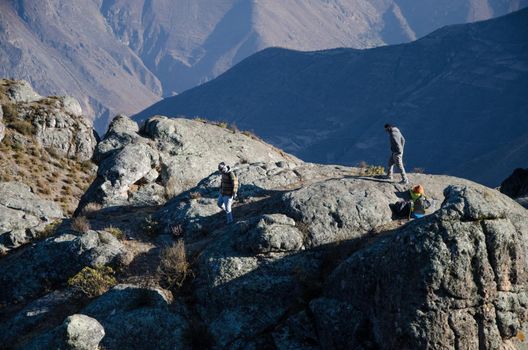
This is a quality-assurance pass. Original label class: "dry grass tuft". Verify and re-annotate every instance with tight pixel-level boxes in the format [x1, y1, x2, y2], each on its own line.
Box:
[71, 216, 90, 233]
[171, 225, 184, 238]
[104, 225, 125, 240]
[189, 191, 201, 200]
[157, 240, 191, 289]
[82, 202, 102, 218]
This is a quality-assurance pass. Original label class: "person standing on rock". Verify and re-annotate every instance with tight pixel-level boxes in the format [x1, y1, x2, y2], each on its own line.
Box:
[384, 123, 409, 184]
[217, 162, 238, 224]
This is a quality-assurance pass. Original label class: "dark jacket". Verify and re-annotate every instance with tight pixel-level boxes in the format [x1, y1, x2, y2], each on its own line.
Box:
[220, 168, 238, 196]
[409, 190, 431, 216]
[389, 127, 405, 154]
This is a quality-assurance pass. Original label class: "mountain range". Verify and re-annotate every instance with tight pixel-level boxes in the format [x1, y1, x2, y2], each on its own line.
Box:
[1, 0, 526, 131]
[135, 8, 528, 186]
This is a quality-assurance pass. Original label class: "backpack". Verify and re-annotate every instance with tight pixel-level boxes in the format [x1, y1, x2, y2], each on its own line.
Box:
[391, 200, 412, 219]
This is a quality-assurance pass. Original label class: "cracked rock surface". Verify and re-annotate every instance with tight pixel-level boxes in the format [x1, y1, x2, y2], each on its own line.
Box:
[0, 182, 63, 254]
[77, 115, 299, 211]
[312, 185, 528, 349]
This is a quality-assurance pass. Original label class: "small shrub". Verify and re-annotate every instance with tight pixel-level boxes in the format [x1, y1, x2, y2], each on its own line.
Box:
[171, 225, 184, 238]
[82, 202, 102, 218]
[241, 130, 258, 140]
[9, 120, 34, 136]
[2, 104, 18, 122]
[363, 165, 385, 177]
[358, 160, 368, 168]
[68, 265, 117, 298]
[227, 122, 239, 133]
[142, 215, 160, 236]
[61, 186, 73, 196]
[39, 185, 52, 195]
[517, 330, 526, 342]
[189, 191, 201, 200]
[38, 221, 61, 239]
[80, 160, 93, 172]
[105, 226, 124, 240]
[157, 240, 191, 289]
[412, 167, 426, 174]
[216, 121, 228, 129]
[0, 173, 12, 182]
[164, 177, 180, 200]
[71, 216, 90, 233]
[45, 147, 60, 158]
[193, 117, 207, 123]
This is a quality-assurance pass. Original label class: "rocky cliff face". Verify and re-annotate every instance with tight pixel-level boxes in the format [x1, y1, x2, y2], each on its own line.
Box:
[2, 109, 526, 349]
[0, 79, 98, 254]
[136, 9, 528, 187]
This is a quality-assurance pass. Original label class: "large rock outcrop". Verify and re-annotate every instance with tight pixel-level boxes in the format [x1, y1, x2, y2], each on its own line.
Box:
[6, 80, 42, 103]
[0, 79, 98, 217]
[77, 115, 299, 212]
[80, 284, 187, 350]
[3, 103, 527, 349]
[0, 230, 127, 305]
[154, 158, 499, 347]
[0, 182, 63, 254]
[311, 185, 528, 349]
[1, 79, 98, 161]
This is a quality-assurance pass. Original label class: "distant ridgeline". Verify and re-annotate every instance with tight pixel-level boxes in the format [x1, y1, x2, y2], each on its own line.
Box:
[134, 8, 528, 186]
[0, 0, 524, 133]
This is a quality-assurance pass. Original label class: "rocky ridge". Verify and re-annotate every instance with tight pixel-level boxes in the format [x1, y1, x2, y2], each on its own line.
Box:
[1, 113, 527, 349]
[0, 79, 98, 255]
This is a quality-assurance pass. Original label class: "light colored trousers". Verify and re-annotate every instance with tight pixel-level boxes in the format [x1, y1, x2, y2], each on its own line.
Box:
[217, 195, 234, 223]
[387, 152, 408, 181]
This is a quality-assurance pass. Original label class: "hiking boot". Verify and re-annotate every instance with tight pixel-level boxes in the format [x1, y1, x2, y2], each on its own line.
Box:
[384, 175, 393, 181]
[400, 179, 409, 185]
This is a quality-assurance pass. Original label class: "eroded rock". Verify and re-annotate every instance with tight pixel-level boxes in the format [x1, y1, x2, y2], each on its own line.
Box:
[0, 182, 63, 254]
[6, 80, 42, 103]
[311, 185, 528, 349]
[81, 284, 187, 350]
[77, 115, 299, 212]
[0, 230, 127, 305]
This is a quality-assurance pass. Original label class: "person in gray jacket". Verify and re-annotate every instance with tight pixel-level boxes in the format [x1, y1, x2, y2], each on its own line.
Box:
[385, 123, 409, 184]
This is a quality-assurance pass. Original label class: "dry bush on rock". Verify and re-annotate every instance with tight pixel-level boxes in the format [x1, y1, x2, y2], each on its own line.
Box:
[158, 240, 191, 289]
[105, 226, 125, 240]
[72, 216, 90, 233]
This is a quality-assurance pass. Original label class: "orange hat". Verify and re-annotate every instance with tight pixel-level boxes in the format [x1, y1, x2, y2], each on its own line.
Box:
[412, 185, 425, 195]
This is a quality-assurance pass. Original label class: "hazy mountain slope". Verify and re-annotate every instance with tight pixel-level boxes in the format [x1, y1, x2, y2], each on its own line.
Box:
[102, 0, 526, 94]
[0, 0, 162, 131]
[135, 9, 528, 186]
[1, 0, 524, 133]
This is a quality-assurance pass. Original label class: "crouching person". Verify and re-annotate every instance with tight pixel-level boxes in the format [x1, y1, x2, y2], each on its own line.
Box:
[217, 162, 238, 224]
[390, 184, 434, 219]
[409, 185, 433, 219]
